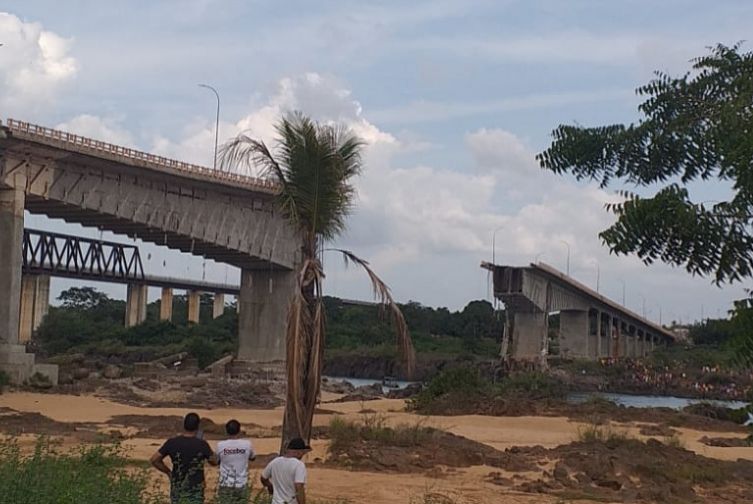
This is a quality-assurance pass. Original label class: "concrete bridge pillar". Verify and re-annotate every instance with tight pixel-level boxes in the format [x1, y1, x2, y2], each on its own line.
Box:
[187, 290, 201, 324]
[125, 284, 148, 327]
[559, 310, 589, 358]
[511, 312, 547, 360]
[212, 293, 225, 319]
[237, 268, 297, 363]
[600, 313, 611, 358]
[0, 184, 57, 384]
[19, 274, 50, 343]
[160, 288, 173, 321]
[0, 186, 24, 346]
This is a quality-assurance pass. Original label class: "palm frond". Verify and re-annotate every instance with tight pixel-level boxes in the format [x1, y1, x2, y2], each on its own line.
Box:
[329, 248, 416, 378]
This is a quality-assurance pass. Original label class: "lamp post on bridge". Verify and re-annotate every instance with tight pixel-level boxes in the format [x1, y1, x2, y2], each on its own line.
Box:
[491, 225, 505, 266]
[559, 240, 570, 276]
[198, 84, 220, 170]
[618, 279, 626, 306]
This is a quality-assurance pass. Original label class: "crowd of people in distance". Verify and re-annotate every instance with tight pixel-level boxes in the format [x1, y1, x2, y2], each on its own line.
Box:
[596, 358, 752, 400]
[150, 412, 310, 504]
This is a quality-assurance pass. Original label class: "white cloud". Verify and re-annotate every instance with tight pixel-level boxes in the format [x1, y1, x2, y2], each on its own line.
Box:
[55, 115, 134, 145]
[41, 72, 747, 317]
[0, 12, 77, 113]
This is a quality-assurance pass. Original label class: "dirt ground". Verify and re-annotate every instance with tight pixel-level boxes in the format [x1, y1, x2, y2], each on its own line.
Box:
[2, 390, 753, 504]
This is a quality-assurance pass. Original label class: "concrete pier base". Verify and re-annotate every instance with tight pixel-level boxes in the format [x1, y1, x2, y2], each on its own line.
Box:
[511, 312, 547, 360]
[19, 274, 50, 343]
[160, 288, 173, 321]
[237, 268, 297, 364]
[212, 293, 225, 319]
[125, 284, 148, 327]
[187, 290, 200, 324]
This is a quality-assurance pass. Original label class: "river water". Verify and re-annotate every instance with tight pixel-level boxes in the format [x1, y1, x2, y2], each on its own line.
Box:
[568, 392, 748, 410]
[328, 376, 748, 410]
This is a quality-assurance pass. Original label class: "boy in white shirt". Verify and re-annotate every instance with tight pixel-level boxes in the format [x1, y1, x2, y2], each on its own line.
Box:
[216, 419, 255, 503]
[261, 438, 311, 504]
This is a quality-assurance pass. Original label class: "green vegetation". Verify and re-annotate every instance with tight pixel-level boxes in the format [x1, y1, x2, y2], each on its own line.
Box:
[36, 287, 501, 369]
[328, 415, 435, 452]
[325, 297, 502, 358]
[410, 367, 567, 413]
[0, 440, 148, 504]
[538, 44, 753, 285]
[577, 423, 630, 445]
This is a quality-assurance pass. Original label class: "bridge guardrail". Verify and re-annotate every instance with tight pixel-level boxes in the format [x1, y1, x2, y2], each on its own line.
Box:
[5, 118, 280, 194]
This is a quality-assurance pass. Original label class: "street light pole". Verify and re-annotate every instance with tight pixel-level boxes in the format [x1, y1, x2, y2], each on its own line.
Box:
[198, 84, 220, 170]
[589, 260, 600, 293]
[639, 294, 646, 318]
[559, 240, 570, 275]
[492, 226, 504, 266]
[618, 279, 626, 306]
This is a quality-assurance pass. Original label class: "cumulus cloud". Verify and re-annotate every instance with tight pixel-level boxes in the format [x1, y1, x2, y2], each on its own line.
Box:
[0, 12, 77, 114]
[43, 72, 746, 318]
[55, 114, 134, 145]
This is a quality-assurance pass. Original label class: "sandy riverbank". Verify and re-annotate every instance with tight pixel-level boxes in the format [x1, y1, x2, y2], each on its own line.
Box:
[1, 391, 752, 503]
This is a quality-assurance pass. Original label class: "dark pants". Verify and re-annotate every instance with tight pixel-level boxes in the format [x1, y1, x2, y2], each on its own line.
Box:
[170, 484, 205, 504]
[217, 486, 249, 504]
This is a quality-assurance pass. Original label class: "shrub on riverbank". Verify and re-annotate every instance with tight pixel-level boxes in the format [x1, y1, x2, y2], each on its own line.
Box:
[409, 367, 568, 414]
[0, 440, 149, 504]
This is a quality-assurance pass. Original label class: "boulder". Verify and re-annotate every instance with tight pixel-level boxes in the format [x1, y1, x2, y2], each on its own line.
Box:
[58, 372, 74, 385]
[321, 378, 356, 395]
[28, 372, 53, 390]
[102, 364, 122, 379]
[387, 382, 423, 399]
[72, 367, 90, 380]
[354, 382, 384, 397]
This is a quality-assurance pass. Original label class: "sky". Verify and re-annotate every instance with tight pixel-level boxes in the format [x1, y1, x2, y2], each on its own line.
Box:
[1, 0, 751, 323]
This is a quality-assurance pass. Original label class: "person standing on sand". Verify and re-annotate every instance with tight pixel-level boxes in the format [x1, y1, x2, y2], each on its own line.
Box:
[261, 438, 311, 504]
[216, 419, 256, 503]
[150, 412, 217, 504]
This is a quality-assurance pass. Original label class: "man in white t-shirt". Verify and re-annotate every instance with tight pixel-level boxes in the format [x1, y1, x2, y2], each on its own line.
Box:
[261, 437, 311, 504]
[216, 419, 255, 503]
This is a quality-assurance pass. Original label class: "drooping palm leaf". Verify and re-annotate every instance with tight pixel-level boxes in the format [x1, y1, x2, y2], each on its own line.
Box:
[331, 248, 416, 377]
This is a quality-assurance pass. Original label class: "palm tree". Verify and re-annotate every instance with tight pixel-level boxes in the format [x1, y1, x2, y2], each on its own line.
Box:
[221, 112, 415, 447]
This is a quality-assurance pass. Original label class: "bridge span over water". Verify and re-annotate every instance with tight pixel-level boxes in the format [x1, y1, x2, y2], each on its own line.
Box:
[1, 119, 301, 383]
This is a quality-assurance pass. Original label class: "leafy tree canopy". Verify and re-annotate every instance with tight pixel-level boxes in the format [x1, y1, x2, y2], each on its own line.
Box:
[537, 44, 753, 284]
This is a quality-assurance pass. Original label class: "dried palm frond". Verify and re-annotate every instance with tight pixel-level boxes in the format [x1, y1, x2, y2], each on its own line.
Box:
[329, 248, 416, 378]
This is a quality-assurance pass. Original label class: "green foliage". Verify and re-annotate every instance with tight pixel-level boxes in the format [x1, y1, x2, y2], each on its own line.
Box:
[328, 416, 434, 452]
[688, 318, 736, 346]
[325, 297, 502, 357]
[577, 423, 630, 445]
[537, 44, 753, 284]
[410, 368, 568, 413]
[497, 371, 568, 400]
[0, 440, 149, 504]
[410, 367, 490, 411]
[37, 287, 237, 369]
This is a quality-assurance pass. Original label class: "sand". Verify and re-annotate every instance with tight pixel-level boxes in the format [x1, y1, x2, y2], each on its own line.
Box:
[2, 391, 751, 504]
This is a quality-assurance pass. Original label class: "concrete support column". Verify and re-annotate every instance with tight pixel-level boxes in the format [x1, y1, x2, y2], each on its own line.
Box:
[160, 288, 173, 321]
[511, 312, 547, 360]
[187, 290, 201, 324]
[559, 310, 590, 359]
[125, 284, 148, 327]
[596, 311, 603, 358]
[237, 268, 297, 363]
[0, 186, 24, 345]
[19, 274, 51, 343]
[212, 293, 225, 319]
[602, 313, 612, 358]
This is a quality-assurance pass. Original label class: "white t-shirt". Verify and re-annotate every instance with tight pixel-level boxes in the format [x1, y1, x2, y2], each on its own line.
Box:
[217, 439, 255, 488]
[261, 456, 307, 504]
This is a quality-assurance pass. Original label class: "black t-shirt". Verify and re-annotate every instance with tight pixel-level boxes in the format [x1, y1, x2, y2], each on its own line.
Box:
[159, 435, 213, 490]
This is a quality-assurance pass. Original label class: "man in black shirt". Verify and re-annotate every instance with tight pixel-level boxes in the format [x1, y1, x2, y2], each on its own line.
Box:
[150, 412, 217, 503]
